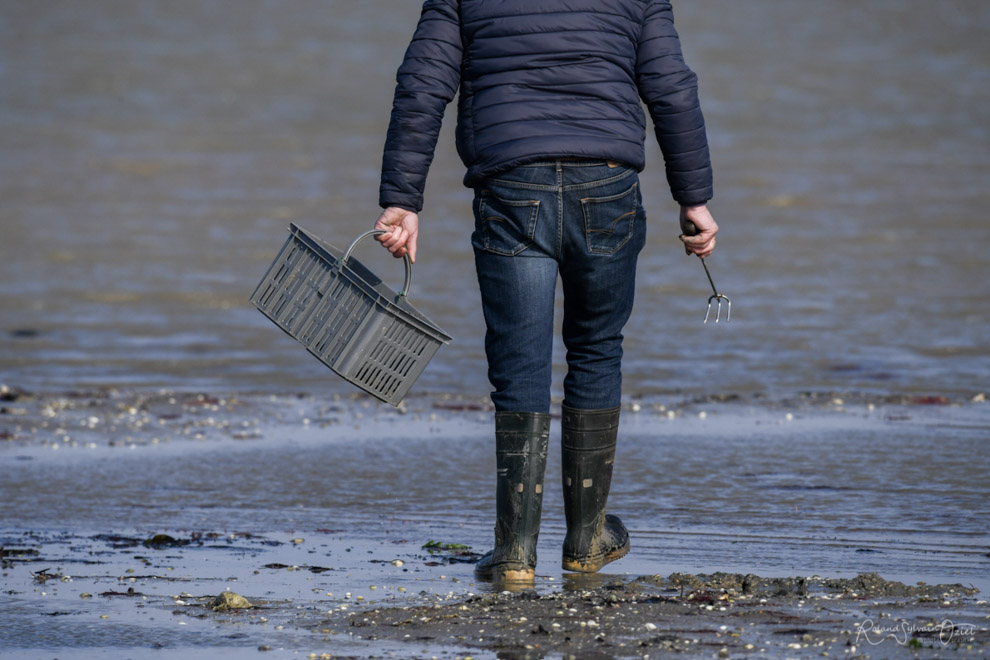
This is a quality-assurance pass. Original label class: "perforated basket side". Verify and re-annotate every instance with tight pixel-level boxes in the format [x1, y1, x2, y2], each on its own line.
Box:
[298, 269, 376, 366]
[344, 316, 443, 405]
[251, 235, 335, 335]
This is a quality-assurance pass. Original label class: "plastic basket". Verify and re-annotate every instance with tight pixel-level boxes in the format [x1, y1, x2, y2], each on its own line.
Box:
[251, 224, 451, 406]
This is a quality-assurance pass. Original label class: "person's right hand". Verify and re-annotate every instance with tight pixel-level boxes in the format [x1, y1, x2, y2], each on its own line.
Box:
[678, 204, 718, 258]
[374, 206, 419, 263]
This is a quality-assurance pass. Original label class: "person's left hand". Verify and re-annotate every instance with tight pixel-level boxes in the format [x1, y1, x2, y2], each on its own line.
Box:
[374, 207, 419, 263]
[678, 204, 718, 258]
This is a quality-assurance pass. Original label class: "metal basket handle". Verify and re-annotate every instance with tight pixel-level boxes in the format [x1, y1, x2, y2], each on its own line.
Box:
[341, 229, 412, 301]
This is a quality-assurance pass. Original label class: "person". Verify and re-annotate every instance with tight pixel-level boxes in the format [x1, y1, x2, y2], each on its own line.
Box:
[374, 0, 717, 583]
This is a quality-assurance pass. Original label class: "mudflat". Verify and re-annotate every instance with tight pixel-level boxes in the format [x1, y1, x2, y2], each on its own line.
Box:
[2, 388, 987, 658]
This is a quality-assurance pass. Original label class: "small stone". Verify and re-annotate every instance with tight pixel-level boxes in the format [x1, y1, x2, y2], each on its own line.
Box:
[391, 559, 404, 567]
[210, 592, 252, 611]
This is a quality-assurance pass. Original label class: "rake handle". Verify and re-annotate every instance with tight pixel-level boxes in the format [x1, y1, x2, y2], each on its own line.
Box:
[680, 221, 720, 297]
[682, 220, 700, 237]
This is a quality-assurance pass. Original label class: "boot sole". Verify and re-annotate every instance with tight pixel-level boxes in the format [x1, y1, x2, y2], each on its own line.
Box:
[562, 540, 630, 573]
[474, 565, 535, 582]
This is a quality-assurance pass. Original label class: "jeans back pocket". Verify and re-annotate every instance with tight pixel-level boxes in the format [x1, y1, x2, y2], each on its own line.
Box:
[473, 190, 541, 256]
[580, 182, 640, 255]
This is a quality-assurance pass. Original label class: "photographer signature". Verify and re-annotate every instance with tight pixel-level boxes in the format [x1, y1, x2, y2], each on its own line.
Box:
[855, 618, 975, 646]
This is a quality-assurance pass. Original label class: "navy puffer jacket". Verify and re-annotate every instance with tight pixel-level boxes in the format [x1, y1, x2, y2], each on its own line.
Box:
[379, 0, 713, 212]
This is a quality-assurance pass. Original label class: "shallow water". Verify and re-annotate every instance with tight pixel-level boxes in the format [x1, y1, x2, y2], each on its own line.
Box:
[1, 0, 988, 398]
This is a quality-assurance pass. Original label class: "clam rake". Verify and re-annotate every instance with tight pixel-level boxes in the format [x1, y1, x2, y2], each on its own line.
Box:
[682, 220, 731, 324]
[698, 257, 730, 323]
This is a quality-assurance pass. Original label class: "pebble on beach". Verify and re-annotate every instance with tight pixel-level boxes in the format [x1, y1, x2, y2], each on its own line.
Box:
[210, 592, 252, 611]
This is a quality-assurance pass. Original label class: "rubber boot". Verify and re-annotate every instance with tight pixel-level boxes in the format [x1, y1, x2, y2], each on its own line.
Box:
[561, 404, 630, 573]
[474, 411, 551, 583]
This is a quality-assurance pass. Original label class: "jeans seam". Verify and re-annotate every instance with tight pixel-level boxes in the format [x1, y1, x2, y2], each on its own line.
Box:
[485, 178, 559, 192]
[555, 162, 564, 260]
[563, 167, 636, 192]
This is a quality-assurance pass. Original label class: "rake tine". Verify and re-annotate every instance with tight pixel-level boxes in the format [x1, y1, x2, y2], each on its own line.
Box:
[705, 294, 732, 324]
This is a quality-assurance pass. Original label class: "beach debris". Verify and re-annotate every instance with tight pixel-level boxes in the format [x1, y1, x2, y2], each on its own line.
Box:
[0, 384, 28, 402]
[912, 395, 950, 405]
[422, 540, 471, 551]
[210, 592, 252, 611]
[100, 587, 144, 598]
[421, 540, 481, 565]
[144, 533, 190, 549]
[642, 571, 978, 599]
[31, 568, 58, 584]
[261, 562, 331, 574]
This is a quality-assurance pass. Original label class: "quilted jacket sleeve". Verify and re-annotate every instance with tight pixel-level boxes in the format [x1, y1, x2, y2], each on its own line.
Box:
[379, 0, 463, 212]
[636, 0, 713, 206]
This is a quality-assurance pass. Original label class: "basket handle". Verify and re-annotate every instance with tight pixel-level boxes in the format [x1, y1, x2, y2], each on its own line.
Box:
[341, 230, 412, 301]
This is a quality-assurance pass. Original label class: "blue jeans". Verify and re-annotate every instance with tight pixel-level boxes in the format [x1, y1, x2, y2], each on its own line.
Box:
[472, 160, 647, 413]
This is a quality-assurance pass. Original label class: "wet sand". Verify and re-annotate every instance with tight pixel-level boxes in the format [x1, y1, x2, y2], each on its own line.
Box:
[334, 573, 986, 659]
[2, 387, 988, 658]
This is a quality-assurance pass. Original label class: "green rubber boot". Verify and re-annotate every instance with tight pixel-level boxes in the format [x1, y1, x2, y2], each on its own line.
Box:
[474, 411, 550, 583]
[561, 405, 630, 573]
